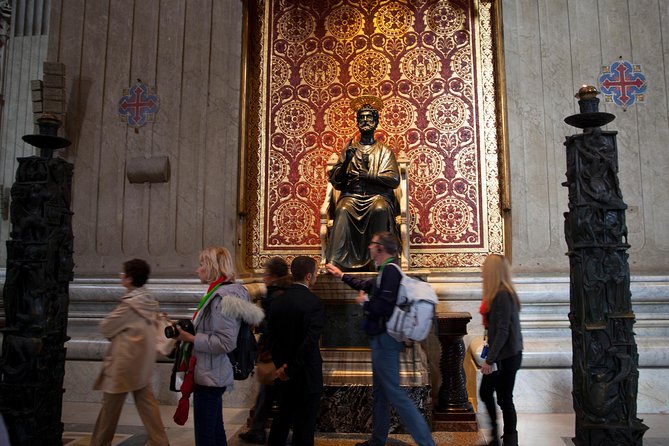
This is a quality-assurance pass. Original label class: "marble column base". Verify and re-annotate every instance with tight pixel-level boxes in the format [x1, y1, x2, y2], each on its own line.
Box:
[432, 407, 478, 432]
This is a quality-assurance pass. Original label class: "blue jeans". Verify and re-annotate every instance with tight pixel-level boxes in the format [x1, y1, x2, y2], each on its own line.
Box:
[193, 385, 227, 446]
[369, 332, 435, 446]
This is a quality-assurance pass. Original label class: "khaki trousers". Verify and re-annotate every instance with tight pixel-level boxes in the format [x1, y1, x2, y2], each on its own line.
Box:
[90, 385, 169, 446]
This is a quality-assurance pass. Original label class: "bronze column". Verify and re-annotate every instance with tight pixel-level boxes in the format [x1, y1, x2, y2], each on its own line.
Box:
[0, 115, 73, 445]
[564, 86, 647, 445]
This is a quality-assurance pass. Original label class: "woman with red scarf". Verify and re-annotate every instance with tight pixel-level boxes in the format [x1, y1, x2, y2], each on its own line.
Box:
[176, 247, 264, 446]
[478, 254, 523, 446]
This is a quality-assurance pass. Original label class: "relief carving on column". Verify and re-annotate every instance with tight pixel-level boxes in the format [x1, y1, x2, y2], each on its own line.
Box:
[563, 86, 647, 445]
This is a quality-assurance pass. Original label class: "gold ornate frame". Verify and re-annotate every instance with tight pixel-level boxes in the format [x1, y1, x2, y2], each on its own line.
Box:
[238, 0, 510, 273]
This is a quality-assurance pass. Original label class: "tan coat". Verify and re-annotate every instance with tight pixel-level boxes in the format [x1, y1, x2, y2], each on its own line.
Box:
[93, 287, 160, 394]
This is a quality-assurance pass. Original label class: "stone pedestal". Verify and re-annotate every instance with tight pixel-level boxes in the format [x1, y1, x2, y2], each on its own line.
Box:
[433, 312, 477, 431]
[313, 274, 432, 433]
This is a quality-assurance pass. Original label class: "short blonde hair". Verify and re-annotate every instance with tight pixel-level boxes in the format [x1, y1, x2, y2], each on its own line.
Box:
[199, 247, 235, 283]
[482, 254, 520, 310]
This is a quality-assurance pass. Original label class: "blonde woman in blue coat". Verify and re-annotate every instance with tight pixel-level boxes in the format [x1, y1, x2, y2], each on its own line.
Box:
[176, 247, 264, 446]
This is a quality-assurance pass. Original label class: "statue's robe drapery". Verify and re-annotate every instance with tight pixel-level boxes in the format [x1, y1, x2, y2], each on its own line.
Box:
[326, 141, 400, 270]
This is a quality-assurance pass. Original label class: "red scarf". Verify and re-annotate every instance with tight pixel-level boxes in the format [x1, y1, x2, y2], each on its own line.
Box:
[479, 299, 489, 329]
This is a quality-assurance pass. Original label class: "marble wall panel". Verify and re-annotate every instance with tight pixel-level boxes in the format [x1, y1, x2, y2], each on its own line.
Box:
[629, 1, 669, 255]
[40, 0, 243, 275]
[0, 34, 48, 263]
[121, 1, 160, 259]
[502, 0, 669, 273]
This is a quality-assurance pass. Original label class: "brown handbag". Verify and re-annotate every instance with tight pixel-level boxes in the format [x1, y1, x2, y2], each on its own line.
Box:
[255, 350, 277, 385]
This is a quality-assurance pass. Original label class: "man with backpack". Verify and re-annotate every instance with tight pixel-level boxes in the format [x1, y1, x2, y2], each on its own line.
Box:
[325, 232, 436, 446]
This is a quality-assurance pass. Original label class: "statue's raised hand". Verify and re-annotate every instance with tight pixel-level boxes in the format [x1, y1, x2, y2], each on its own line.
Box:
[344, 139, 355, 162]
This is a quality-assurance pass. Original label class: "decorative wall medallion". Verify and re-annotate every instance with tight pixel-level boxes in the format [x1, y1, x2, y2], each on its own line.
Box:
[375, 2, 413, 37]
[326, 5, 363, 40]
[429, 94, 468, 132]
[410, 146, 444, 185]
[401, 48, 442, 83]
[381, 98, 415, 133]
[431, 198, 472, 237]
[277, 8, 315, 42]
[118, 82, 160, 128]
[268, 152, 289, 186]
[276, 101, 314, 137]
[598, 59, 647, 109]
[272, 58, 291, 86]
[299, 148, 333, 185]
[350, 50, 389, 86]
[272, 201, 315, 244]
[426, 0, 465, 35]
[451, 47, 473, 82]
[302, 54, 340, 88]
[454, 144, 477, 183]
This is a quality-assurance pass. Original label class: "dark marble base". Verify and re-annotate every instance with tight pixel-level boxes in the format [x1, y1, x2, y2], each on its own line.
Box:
[318, 385, 432, 433]
[228, 427, 487, 446]
[313, 274, 376, 349]
[432, 412, 479, 432]
[432, 408, 478, 432]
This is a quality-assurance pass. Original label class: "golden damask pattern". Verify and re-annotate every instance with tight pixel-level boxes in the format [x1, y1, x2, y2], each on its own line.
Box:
[410, 146, 445, 185]
[326, 5, 363, 40]
[426, 1, 465, 35]
[350, 50, 389, 86]
[302, 54, 340, 88]
[244, 0, 505, 270]
[429, 94, 469, 132]
[401, 48, 442, 83]
[380, 97, 415, 134]
[375, 2, 414, 37]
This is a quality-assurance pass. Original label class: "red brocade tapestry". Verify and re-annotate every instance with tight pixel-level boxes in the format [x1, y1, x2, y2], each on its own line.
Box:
[244, 0, 504, 271]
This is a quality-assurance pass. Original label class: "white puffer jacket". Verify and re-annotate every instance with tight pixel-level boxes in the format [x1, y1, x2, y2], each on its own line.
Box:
[192, 282, 264, 389]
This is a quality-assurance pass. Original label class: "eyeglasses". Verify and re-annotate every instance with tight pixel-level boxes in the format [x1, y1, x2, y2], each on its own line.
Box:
[369, 241, 382, 246]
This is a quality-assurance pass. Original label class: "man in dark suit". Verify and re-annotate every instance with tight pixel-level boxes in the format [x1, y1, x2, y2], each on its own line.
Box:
[267, 256, 326, 446]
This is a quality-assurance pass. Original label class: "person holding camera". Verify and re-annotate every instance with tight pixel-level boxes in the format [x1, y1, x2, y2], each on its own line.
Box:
[175, 247, 264, 446]
[90, 259, 169, 446]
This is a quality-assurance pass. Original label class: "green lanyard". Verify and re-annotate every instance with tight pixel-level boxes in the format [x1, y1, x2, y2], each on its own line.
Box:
[375, 257, 396, 289]
[192, 283, 223, 321]
[181, 282, 223, 363]
[378, 257, 395, 272]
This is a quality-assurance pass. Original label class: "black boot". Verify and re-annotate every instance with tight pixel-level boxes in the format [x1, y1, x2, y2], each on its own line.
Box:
[501, 431, 518, 446]
[482, 428, 499, 446]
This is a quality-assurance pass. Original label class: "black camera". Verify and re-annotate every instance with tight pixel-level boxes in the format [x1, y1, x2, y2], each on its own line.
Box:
[164, 319, 195, 339]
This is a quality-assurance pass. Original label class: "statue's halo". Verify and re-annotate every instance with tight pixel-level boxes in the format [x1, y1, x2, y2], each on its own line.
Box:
[350, 95, 384, 113]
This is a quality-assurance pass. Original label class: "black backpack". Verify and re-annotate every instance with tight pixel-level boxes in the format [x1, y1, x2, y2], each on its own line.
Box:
[228, 320, 258, 380]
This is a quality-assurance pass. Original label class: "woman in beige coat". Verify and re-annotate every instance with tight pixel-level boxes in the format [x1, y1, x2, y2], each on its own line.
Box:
[90, 259, 169, 446]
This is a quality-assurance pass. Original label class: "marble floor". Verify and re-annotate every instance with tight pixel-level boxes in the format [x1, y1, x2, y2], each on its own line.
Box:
[60, 401, 669, 446]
